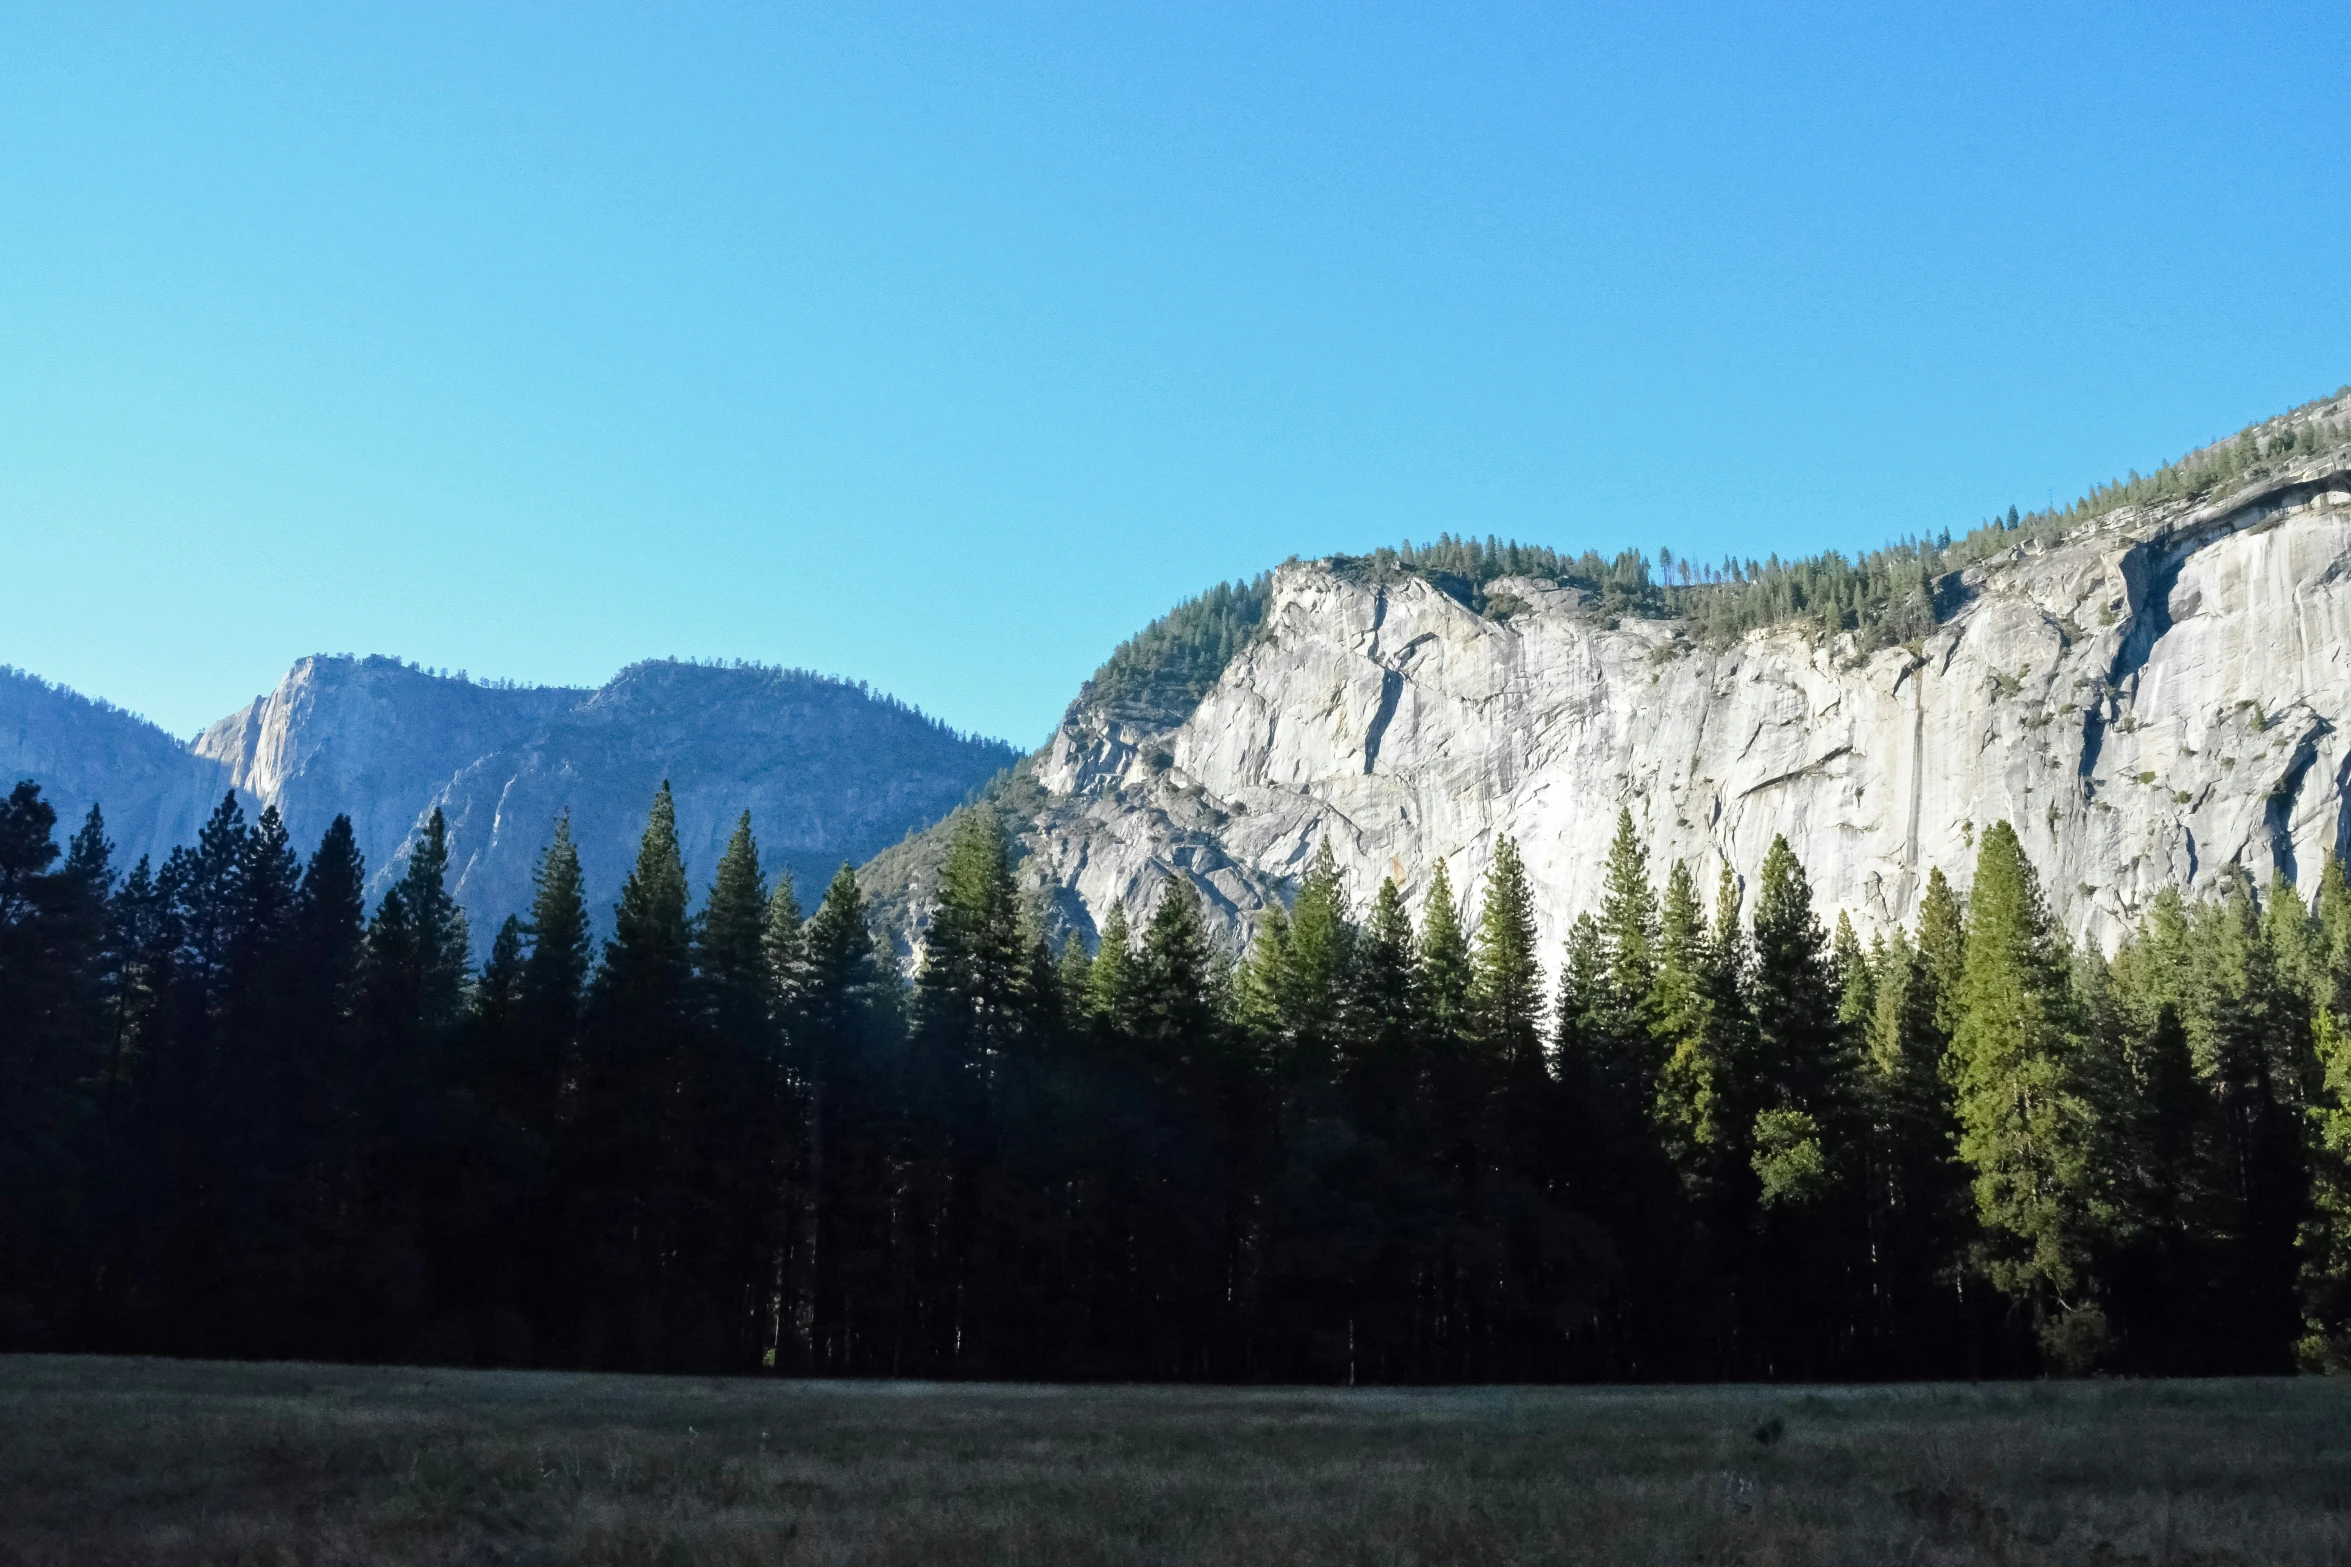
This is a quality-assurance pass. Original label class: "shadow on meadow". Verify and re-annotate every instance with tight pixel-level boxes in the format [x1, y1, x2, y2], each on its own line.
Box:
[4, 1356, 2348, 1565]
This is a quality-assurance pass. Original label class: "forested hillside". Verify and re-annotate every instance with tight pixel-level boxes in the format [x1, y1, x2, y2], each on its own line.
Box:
[1069, 387, 2351, 721]
[8, 776, 2351, 1380]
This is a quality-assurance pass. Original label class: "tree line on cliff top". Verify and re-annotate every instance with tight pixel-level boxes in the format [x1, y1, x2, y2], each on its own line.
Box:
[1083, 394, 2351, 725]
[9, 775, 2351, 1380]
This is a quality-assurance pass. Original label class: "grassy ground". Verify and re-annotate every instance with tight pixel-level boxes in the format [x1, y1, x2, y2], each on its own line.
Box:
[3, 1357, 2348, 1565]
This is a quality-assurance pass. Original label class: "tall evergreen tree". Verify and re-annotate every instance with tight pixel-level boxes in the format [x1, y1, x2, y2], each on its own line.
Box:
[1469, 838, 1545, 1068]
[908, 810, 1031, 1372]
[1947, 820, 2105, 1368]
[1417, 862, 1473, 1045]
[567, 783, 695, 1370]
[689, 811, 783, 1371]
[794, 863, 891, 1372]
[515, 812, 589, 1130]
[0, 784, 103, 1349]
[1085, 902, 1139, 1036]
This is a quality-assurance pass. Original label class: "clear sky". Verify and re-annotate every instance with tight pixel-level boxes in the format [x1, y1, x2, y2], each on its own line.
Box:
[5, 4, 2346, 748]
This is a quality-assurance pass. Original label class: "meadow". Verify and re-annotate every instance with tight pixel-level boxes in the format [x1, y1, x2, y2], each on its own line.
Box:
[3, 1356, 2347, 1565]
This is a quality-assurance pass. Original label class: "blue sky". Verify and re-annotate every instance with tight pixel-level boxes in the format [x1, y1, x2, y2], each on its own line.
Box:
[5, 3, 2345, 748]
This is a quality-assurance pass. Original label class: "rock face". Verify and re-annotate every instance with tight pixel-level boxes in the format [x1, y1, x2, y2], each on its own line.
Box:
[7, 656, 1017, 939]
[996, 449, 2351, 958]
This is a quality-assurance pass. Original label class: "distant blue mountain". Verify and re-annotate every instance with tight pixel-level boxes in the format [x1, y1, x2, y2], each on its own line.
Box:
[3, 655, 1017, 942]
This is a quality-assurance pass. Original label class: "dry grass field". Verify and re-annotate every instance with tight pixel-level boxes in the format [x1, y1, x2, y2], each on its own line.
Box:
[3, 1357, 2348, 1565]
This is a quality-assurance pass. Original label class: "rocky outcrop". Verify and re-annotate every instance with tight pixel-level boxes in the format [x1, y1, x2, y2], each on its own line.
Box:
[8, 656, 1017, 941]
[986, 449, 2351, 957]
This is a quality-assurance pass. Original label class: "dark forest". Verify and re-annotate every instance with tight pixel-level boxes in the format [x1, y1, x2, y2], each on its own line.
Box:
[6, 778, 2350, 1382]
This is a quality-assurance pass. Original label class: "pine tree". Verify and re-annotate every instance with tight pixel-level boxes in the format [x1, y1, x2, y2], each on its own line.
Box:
[2181, 872, 2308, 1370]
[1274, 839, 1357, 1078]
[1085, 902, 1138, 1035]
[2102, 886, 2218, 1372]
[1597, 810, 1660, 1046]
[1417, 862, 1473, 1044]
[794, 863, 889, 1373]
[568, 782, 696, 1371]
[397, 809, 470, 1035]
[179, 793, 250, 1012]
[288, 815, 365, 1152]
[1916, 866, 1966, 1038]
[1748, 836, 1844, 1122]
[1858, 922, 1968, 1374]
[511, 813, 589, 1136]
[477, 917, 526, 1034]
[1129, 880, 1246, 1375]
[2303, 993, 2351, 1369]
[1651, 860, 1717, 1191]
[1947, 820, 2105, 1368]
[702, 813, 769, 1007]
[763, 870, 806, 1013]
[1349, 876, 1418, 1114]
[909, 810, 1032, 1371]
[1469, 837, 1545, 1068]
[0, 783, 102, 1349]
[691, 810, 781, 1371]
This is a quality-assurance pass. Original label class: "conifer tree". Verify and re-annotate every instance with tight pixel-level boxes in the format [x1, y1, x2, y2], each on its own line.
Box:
[0, 783, 102, 1349]
[288, 816, 365, 1161]
[569, 783, 695, 1370]
[908, 811, 1033, 1371]
[762, 869, 806, 1013]
[511, 813, 589, 1137]
[1915, 866, 1967, 1037]
[1415, 859, 1483, 1266]
[794, 864, 888, 1372]
[702, 813, 769, 1008]
[1417, 862, 1473, 1044]
[2181, 872, 2308, 1369]
[1274, 839, 1357, 1077]
[1651, 860, 1718, 1191]
[692, 811, 781, 1370]
[1136, 881, 1220, 1075]
[1858, 922, 1968, 1372]
[2302, 994, 2351, 1369]
[2101, 885, 2219, 1370]
[397, 809, 470, 1035]
[476, 917, 526, 1035]
[1597, 810, 1660, 1045]
[1748, 836, 1844, 1121]
[1084, 902, 1138, 1034]
[1947, 820, 2105, 1367]
[1350, 876, 1418, 1106]
[1469, 837, 1545, 1068]
[593, 786, 692, 1035]
[179, 793, 250, 1010]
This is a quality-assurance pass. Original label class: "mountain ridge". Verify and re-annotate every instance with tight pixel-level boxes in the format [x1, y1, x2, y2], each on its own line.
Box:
[2, 654, 1017, 943]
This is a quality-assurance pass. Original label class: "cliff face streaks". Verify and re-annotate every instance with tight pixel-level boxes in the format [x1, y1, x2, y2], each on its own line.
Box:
[987, 458, 2351, 955]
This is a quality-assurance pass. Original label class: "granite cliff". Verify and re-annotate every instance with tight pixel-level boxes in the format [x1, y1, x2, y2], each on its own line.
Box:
[878, 397, 2351, 957]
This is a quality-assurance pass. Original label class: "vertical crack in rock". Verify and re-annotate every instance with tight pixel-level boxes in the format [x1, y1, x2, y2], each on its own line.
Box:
[2083, 541, 2181, 785]
[2267, 726, 2326, 884]
[2332, 751, 2351, 875]
[1363, 667, 1405, 775]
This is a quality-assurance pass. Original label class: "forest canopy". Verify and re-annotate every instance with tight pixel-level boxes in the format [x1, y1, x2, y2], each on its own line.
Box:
[9, 777, 2351, 1382]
